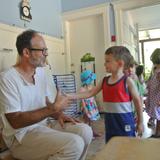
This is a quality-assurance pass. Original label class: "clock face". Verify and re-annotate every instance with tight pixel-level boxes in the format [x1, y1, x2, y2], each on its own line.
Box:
[23, 6, 30, 17]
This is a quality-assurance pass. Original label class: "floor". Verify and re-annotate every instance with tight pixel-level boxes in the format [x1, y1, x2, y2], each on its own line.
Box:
[86, 111, 155, 160]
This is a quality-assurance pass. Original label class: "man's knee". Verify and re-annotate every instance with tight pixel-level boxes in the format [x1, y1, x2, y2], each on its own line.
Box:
[72, 134, 85, 151]
[65, 134, 84, 159]
[76, 123, 93, 144]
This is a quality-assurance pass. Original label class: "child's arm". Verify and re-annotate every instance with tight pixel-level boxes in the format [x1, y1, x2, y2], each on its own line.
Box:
[127, 77, 144, 136]
[73, 80, 103, 100]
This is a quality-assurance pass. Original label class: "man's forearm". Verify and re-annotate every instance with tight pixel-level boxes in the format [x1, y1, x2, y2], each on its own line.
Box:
[5, 106, 56, 129]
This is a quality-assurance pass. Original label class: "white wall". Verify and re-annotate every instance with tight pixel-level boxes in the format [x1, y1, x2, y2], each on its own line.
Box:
[129, 4, 160, 30]
[121, 11, 139, 61]
[0, 23, 22, 72]
[43, 35, 65, 74]
[69, 15, 106, 89]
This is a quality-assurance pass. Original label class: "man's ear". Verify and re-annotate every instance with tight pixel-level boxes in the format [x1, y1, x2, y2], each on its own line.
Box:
[23, 48, 30, 57]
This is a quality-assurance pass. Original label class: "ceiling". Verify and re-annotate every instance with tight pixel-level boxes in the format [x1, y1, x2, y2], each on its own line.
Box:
[129, 4, 160, 31]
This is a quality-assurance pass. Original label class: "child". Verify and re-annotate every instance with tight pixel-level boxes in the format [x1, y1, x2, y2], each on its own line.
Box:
[124, 62, 145, 115]
[72, 46, 143, 143]
[124, 61, 140, 122]
[80, 70, 102, 138]
[124, 60, 138, 81]
[145, 48, 160, 137]
[136, 65, 147, 110]
[136, 65, 146, 97]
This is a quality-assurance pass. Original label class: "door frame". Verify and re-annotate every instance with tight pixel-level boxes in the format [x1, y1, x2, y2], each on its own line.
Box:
[139, 38, 160, 65]
[113, 0, 160, 45]
[62, 3, 111, 73]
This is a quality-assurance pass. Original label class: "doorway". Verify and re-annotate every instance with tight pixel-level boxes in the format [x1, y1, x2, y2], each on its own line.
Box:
[139, 29, 160, 79]
[63, 4, 110, 89]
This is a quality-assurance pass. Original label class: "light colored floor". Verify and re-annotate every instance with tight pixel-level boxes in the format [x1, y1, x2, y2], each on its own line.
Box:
[86, 111, 155, 160]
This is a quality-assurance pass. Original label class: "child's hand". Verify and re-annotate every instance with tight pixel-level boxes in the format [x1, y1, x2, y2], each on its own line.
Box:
[66, 93, 77, 100]
[136, 123, 144, 137]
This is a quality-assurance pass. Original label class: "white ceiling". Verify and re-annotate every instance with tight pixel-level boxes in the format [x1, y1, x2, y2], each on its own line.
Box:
[129, 4, 160, 30]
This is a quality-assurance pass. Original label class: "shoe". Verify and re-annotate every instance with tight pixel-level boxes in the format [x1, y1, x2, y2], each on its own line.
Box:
[147, 119, 155, 128]
[149, 134, 160, 138]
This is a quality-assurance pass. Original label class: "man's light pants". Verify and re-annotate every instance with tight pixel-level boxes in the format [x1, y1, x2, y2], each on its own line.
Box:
[10, 122, 93, 160]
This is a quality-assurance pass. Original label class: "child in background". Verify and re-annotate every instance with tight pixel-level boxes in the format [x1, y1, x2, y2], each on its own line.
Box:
[72, 46, 144, 143]
[136, 65, 147, 109]
[80, 70, 102, 138]
[124, 60, 138, 82]
[136, 65, 146, 98]
[124, 62, 146, 108]
[136, 65, 145, 84]
[124, 60, 141, 122]
[145, 48, 160, 137]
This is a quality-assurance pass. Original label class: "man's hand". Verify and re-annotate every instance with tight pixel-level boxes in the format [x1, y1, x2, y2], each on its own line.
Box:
[47, 90, 73, 112]
[58, 113, 81, 129]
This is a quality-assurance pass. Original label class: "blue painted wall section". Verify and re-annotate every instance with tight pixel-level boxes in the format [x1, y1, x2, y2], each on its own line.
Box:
[0, 0, 62, 38]
[0, 0, 116, 38]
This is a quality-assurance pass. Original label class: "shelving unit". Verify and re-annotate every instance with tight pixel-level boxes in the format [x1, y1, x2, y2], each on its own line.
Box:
[53, 74, 80, 117]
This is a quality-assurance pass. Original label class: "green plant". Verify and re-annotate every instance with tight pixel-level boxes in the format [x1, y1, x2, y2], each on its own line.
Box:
[81, 53, 95, 62]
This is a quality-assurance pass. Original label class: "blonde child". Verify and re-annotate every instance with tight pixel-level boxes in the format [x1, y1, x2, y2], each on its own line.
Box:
[80, 70, 102, 138]
[72, 46, 143, 143]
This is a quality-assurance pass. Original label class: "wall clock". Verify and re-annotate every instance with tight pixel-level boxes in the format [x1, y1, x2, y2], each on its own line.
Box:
[20, 0, 32, 21]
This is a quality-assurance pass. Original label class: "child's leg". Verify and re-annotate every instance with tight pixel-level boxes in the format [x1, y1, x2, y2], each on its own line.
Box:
[87, 120, 102, 138]
[92, 130, 102, 137]
[83, 114, 90, 125]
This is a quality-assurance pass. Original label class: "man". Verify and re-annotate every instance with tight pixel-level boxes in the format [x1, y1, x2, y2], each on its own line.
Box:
[0, 30, 92, 160]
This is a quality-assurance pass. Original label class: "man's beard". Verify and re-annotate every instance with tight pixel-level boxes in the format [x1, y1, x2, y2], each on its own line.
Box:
[29, 57, 46, 67]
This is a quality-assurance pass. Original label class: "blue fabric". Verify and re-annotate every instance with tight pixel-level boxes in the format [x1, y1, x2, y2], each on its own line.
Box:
[81, 70, 96, 85]
[104, 112, 136, 143]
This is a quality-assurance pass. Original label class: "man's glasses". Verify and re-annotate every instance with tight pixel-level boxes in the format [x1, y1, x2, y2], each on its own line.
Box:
[29, 48, 48, 55]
